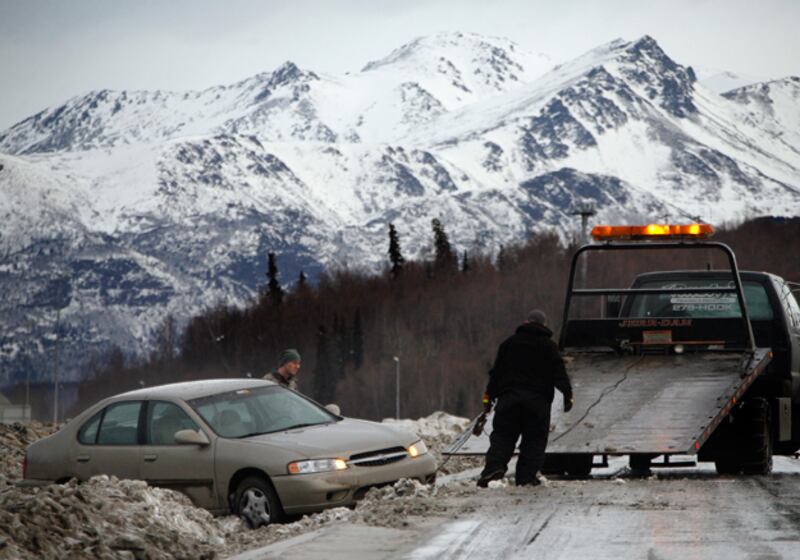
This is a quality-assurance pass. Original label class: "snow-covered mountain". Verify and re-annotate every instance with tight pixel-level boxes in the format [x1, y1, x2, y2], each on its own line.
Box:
[1, 33, 798, 385]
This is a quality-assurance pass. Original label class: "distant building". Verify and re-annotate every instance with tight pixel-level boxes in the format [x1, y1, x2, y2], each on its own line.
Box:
[0, 392, 31, 423]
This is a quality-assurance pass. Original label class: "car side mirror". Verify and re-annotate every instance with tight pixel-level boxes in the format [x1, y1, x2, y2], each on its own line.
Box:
[325, 404, 341, 416]
[174, 429, 210, 446]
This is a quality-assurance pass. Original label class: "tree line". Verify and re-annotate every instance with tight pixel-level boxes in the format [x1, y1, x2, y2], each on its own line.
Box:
[28, 216, 798, 422]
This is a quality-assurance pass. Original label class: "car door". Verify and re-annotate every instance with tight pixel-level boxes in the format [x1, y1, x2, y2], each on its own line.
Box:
[74, 400, 143, 480]
[139, 400, 218, 510]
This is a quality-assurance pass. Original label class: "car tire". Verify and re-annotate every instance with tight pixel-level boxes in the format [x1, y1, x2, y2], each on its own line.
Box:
[233, 475, 283, 529]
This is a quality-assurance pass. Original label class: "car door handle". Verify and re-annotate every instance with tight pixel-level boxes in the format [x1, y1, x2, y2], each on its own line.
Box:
[77, 455, 90, 463]
[143, 454, 158, 462]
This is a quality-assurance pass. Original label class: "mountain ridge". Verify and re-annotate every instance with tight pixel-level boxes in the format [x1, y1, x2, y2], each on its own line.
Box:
[1, 32, 798, 386]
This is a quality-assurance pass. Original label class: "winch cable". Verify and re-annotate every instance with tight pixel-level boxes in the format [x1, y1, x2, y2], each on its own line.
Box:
[436, 412, 486, 474]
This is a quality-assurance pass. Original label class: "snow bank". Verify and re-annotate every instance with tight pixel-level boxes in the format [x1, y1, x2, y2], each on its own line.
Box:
[0, 422, 58, 480]
[0, 414, 481, 558]
[382, 411, 484, 476]
[381, 411, 471, 440]
[0, 475, 225, 559]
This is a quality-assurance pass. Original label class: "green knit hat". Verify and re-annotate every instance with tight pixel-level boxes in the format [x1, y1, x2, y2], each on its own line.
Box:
[278, 348, 301, 367]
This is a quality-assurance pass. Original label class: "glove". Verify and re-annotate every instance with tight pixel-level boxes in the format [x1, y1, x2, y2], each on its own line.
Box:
[472, 412, 488, 436]
[482, 393, 492, 414]
[564, 395, 574, 413]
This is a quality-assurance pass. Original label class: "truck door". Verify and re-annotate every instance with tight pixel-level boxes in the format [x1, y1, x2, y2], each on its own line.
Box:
[139, 400, 218, 509]
[779, 282, 800, 391]
[74, 400, 142, 480]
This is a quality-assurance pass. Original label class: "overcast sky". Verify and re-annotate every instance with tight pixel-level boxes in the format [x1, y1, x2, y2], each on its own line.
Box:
[1, 0, 798, 130]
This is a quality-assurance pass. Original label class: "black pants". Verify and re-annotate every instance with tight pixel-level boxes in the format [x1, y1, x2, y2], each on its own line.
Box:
[481, 391, 551, 485]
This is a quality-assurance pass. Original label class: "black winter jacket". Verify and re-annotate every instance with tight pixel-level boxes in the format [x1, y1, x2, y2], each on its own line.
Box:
[485, 322, 572, 403]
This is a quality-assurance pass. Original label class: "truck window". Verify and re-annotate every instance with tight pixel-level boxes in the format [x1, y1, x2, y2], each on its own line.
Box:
[781, 283, 800, 328]
[628, 280, 774, 320]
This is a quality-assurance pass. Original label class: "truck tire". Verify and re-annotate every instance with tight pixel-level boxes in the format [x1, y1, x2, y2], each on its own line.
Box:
[714, 398, 773, 475]
[233, 475, 284, 529]
[564, 454, 593, 478]
[739, 398, 773, 475]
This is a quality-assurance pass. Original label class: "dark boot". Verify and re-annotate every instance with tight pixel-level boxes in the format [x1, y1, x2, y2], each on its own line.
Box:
[477, 468, 506, 488]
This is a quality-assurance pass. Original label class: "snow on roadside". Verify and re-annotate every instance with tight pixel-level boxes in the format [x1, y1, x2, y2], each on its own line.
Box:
[0, 475, 225, 559]
[0, 422, 59, 480]
[0, 413, 478, 559]
[382, 411, 484, 475]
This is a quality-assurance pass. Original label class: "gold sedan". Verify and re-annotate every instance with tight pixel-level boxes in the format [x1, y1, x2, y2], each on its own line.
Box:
[24, 379, 436, 527]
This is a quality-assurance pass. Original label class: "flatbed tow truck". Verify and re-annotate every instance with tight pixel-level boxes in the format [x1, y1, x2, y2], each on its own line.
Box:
[449, 224, 800, 476]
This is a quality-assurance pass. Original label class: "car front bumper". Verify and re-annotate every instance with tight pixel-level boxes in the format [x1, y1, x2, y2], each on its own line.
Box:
[272, 454, 437, 514]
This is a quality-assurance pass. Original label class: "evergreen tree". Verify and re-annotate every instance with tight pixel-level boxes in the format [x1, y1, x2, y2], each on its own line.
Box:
[461, 250, 470, 274]
[266, 252, 284, 306]
[432, 218, 457, 274]
[496, 245, 508, 273]
[352, 308, 364, 370]
[388, 223, 405, 278]
[312, 325, 335, 403]
[332, 314, 347, 383]
[151, 314, 177, 363]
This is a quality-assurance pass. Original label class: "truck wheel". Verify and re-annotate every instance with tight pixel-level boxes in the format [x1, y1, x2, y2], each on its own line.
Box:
[564, 454, 593, 478]
[714, 458, 739, 475]
[233, 475, 283, 529]
[740, 398, 773, 475]
[629, 455, 653, 475]
[714, 398, 773, 476]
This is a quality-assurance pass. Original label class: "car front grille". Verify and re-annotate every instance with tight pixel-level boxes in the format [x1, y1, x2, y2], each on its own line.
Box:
[348, 446, 408, 467]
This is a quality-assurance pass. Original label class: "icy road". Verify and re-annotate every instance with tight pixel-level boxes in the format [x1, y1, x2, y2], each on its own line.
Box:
[231, 456, 800, 560]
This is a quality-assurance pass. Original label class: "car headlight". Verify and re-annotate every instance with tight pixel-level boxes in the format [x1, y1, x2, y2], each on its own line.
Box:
[408, 440, 428, 458]
[287, 458, 348, 475]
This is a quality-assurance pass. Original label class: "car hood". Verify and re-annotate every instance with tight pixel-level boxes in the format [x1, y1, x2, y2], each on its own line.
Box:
[239, 418, 417, 459]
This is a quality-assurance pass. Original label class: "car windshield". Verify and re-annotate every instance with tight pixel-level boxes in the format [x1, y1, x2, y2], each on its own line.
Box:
[188, 385, 337, 438]
[628, 279, 774, 320]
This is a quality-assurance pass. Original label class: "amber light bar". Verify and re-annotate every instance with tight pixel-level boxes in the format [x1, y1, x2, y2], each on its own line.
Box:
[591, 223, 714, 241]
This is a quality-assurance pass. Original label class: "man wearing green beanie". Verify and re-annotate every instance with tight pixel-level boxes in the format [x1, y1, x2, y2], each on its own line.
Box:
[263, 348, 301, 391]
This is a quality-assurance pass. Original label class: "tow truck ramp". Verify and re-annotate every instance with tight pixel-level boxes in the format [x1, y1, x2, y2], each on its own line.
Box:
[448, 349, 771, 456]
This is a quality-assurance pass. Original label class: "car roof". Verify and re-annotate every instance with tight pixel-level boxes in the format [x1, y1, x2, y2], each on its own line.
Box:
[115, 378, 277, 401]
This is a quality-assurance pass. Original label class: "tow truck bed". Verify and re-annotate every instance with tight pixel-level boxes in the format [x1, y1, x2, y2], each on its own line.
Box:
[449, 349, 770, 456]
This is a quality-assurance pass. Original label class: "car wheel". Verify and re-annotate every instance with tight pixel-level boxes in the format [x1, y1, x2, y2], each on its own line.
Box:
[234, 475, 283, 529]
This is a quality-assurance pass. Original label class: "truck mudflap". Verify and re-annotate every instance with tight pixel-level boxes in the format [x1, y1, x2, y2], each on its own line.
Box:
[448, 348, 771, 456]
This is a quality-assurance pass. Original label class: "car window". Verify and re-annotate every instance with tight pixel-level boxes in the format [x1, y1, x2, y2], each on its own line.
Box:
[78, 410, 103, 445]
[189, 385, 335, 438]
[97, 401, 142, 445]
[147, 401, 200, 445]
[628, 280, 774, 320]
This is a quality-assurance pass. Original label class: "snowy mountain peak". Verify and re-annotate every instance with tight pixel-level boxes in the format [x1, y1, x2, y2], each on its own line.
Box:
[614, 35, 697, 117]
[266, 61, 318, 87]
[361, 32, 553, 96]
[362, 32, 524, 71]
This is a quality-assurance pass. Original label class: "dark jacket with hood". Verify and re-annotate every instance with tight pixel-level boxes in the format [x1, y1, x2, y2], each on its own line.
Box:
[485, 322, 572, 403]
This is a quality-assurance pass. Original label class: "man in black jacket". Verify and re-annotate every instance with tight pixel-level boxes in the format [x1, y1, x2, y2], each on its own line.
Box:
[477, 309, 573, 487]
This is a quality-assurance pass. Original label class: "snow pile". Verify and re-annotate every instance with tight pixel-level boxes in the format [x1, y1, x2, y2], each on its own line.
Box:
[221, 478, 442, 556]
[0, 416, 482, 558]
[0, 475, 225, 559]
[0, 422, 58, 480]
[383, 411, 484, 475]
[383, 411, 471, 440]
